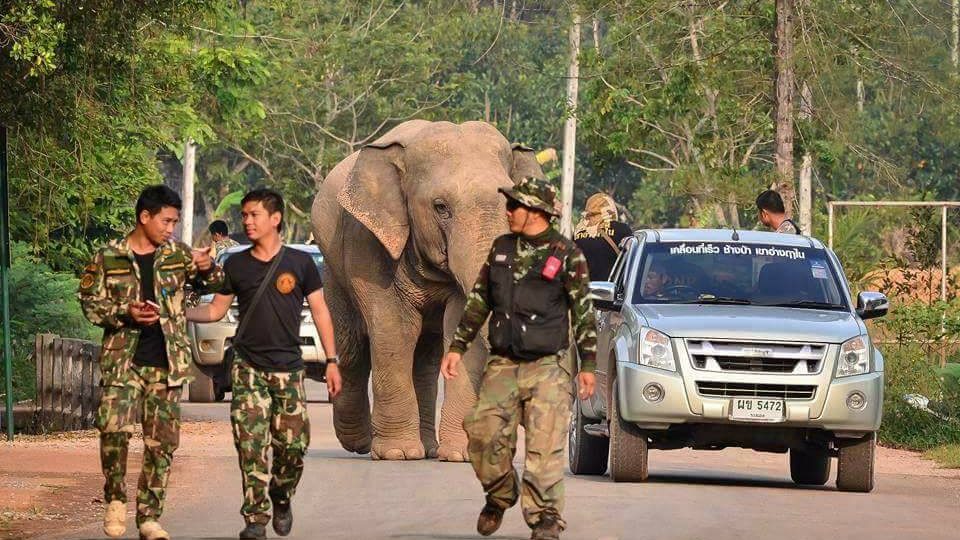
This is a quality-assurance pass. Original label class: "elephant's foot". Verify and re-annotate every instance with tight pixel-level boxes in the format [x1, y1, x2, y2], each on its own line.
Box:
[437, 436, 470, 462]
[370, 436, 426, 460]
[338, 432, 372, 455]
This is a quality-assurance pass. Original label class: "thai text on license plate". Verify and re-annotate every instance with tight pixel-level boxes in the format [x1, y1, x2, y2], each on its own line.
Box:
[730, 398, 785, 422]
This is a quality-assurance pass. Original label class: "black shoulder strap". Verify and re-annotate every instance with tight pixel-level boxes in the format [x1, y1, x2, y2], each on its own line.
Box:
[235, 246, 286, 343]
[786, 219, 802, 235]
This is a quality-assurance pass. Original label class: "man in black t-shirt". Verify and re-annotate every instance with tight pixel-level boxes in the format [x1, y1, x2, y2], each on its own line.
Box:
[187, 189, 341, 540]
[573, 193, 633, 281]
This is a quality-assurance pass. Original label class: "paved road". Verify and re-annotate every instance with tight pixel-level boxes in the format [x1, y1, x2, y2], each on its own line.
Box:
[60, 382, 960, 540]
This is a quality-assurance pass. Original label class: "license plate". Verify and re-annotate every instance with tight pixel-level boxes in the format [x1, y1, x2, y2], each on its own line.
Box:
[730, 398, 785, 423]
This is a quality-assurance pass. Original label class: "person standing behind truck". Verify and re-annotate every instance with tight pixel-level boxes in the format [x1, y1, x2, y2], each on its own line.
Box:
[573, 193, 633, 281]
[756, 189, 802, 234]
[78, 185, 223, 540]
[209, 219, 240, 259]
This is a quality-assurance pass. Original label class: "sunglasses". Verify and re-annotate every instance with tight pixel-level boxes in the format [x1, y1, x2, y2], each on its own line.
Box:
[506, 199, 524, 212]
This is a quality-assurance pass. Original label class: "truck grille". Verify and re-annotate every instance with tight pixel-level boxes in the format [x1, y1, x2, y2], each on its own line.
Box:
[696, 381, 817, 400]
[687, 339, 826, 374]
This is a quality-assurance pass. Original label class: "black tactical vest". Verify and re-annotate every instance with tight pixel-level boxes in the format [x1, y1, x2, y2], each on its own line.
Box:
[487, 234, 571, 360]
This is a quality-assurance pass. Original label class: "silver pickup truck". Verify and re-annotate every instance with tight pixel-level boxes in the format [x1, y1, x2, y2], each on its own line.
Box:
[570, 229, 888, 492]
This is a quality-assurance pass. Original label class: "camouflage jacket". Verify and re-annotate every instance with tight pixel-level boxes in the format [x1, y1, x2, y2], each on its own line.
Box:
[78, 237, 224, 387]
[212, 237, 240, 259]
[450, 228, 598, 372]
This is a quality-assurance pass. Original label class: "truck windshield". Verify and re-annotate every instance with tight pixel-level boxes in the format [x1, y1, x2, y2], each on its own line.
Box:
[631, 242, 847, 309]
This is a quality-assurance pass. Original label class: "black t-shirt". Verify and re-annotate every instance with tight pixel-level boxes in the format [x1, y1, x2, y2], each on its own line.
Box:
[574, 221, 633, 281]
[133, 251, 169, 369]
[221, 247, 323, 371]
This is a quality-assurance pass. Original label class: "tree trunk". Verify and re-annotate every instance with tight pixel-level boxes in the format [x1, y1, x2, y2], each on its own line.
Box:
[774, 0, 796, 218]
[560, 11, 581, 238]
[181, 139, 196, 245]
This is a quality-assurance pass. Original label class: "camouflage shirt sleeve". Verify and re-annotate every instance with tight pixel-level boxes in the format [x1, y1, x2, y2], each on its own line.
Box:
[564, 246, 598, 372]
[448, 248, 494, 355]
[179, 242, 225, 291]
[77, 248, 129, 329]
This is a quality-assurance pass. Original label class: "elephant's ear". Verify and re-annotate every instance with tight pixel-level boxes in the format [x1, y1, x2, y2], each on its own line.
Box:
[510, 143, 545, 183]
[337, 142, 409, 261]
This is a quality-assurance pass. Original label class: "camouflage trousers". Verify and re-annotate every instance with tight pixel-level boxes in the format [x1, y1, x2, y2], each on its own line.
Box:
[230, 356, 310, 525]
[96, 365, 181, 527]
[463, 353, 574, 530]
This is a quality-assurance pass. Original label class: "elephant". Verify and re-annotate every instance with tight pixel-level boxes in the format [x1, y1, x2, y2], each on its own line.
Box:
[311, 120, 545, 461]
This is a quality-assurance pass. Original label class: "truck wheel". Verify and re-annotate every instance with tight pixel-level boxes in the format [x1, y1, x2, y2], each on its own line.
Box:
[836, 433, 876, 493]
[790, 446, 831, 485]
[609, 380, 649, 483]
[568, 397, 609, 475]
[189, 370, 215, 403]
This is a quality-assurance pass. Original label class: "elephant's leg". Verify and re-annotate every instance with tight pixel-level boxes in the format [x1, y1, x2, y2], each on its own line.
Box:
[368, 307, 426, 461]
[413, 331, 443, 459]
[326, 278, 372, 454]
[437, 297, 486, 462]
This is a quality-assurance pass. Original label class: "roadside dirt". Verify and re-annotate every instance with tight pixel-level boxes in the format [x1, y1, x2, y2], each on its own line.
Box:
[1, 420, 958, 539]
[0, 421, 232, 540]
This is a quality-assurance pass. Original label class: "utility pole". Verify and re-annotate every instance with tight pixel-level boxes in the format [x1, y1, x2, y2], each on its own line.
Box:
[560, 10, 581, 238]
[953, 0, 959, 69]
[798, 82, 813, 235]
[181, 140, 196, 245]
[1, 126, 14, 440]
[774, 0, 796, 218]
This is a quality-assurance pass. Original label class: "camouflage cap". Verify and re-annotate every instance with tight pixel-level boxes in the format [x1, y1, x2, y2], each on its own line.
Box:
[498, 176, 561, 217]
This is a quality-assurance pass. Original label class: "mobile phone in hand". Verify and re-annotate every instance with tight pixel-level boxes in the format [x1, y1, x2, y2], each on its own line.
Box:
[144, 300, 161, 312]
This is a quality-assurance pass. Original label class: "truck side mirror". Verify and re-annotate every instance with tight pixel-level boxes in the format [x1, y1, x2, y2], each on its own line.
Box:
[857, 292, 889, 320]
[590, 281, 620, 311]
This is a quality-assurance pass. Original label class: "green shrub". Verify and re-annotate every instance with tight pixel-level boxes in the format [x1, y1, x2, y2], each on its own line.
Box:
[0, 242, 98, 402]
[879, 345, 960, 450]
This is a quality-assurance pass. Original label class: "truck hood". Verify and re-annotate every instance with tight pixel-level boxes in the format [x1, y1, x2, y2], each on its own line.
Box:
[634, 304, 864, 344]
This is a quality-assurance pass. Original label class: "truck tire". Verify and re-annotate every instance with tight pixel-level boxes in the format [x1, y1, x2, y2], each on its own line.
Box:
[609, 381, 649, 483]
[189, 370, 216, 403]
[836, 433, 875, 493]
[790, 446, 831, 485]
[568, 397, 609, 475]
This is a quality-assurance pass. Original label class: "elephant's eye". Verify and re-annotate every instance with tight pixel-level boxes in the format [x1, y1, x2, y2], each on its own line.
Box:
[433, 199, 452, 220]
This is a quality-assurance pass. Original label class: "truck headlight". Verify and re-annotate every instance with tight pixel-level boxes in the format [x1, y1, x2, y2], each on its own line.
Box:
[226, 308, 239, 324]
[837, 336, 869, 377]
[638, 328, 676, 371]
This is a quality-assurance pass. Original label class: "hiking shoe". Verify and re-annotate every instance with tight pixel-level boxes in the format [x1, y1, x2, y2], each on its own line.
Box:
[239, 522, 267, 539]
[272, 501, 293, 536]
[477, 503, 505, 536]
[530, 514, 562, 540]
[102, 500, 127, 538]
[138, 520, 171, 540]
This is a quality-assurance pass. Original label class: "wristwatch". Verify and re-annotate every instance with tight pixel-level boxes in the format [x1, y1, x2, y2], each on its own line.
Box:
[326, 356, 339, 366]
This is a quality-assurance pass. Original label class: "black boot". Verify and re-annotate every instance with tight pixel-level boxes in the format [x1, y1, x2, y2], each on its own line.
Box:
[477, 503, 505, 536]
[238, 522, 266, 540]
[272, 501, 293, 537]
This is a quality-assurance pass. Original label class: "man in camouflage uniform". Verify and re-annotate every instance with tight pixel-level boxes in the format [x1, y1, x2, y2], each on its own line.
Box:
[79, 185, 223, 540]
[441, 177, 597, 540]
[209, 219, 240, 259]
[756, 189, 801, 234]
[187, 188, 342, 540]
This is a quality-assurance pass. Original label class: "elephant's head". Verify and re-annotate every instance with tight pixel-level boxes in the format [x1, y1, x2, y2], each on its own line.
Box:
[337, 121, 544, 294]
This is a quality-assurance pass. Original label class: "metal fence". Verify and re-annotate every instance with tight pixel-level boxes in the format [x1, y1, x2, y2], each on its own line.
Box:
[34, 333, 101, 431]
